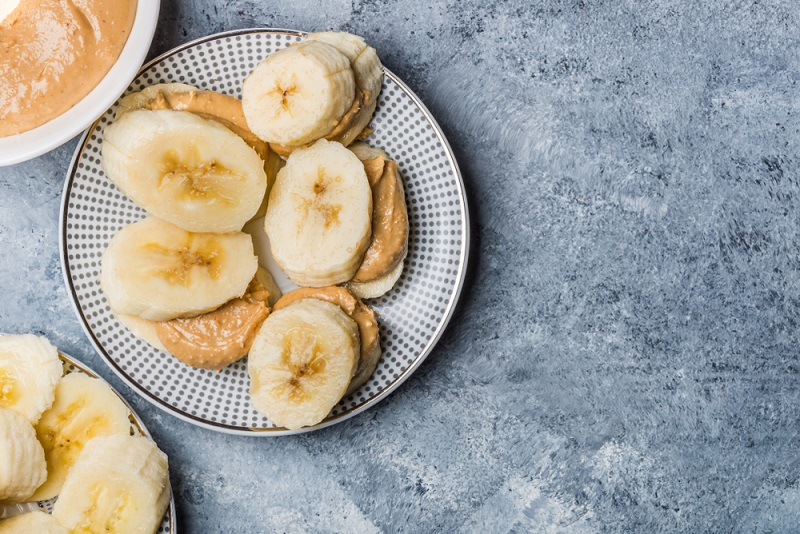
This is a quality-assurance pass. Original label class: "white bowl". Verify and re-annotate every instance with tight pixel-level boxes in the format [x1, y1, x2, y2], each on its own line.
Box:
[0, 0, 160, 166]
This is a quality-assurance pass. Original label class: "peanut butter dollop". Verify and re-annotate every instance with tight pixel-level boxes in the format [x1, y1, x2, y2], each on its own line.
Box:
[273, 287, 378, 376]
[351, 157, 409, 282]
[137, 89, 269, 161]
[155, 278, 270, 371]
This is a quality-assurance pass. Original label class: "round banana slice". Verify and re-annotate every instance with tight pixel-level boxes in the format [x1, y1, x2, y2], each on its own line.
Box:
[242, 40, 356, 146]
[265, 139, 373, 287]
[31, 373, 133, 501]
[0, 511, 67, 533]
[101, 216, 258, 322]
[52, 434, 170, 533]
[0, 407, 46, 502]
[248, 298, 360, 430]
[102, 109, 267, 233]
[0, 333, 61, 424]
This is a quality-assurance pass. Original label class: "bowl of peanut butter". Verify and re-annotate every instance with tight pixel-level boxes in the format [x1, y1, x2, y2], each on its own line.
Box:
[0, 0, 159, 166]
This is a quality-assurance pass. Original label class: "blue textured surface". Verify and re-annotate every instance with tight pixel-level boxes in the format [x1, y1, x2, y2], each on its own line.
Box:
[2, 1, 800, 532]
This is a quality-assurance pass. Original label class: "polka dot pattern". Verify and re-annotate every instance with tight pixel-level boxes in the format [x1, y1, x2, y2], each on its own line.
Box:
[37, 354, 175, 532]
[61, 30, 468, 435]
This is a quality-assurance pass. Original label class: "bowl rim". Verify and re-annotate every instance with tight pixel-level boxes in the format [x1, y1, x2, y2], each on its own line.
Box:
[0, 0, 161, 167]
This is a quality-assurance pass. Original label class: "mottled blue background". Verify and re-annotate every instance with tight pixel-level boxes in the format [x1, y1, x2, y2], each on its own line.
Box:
[2, 0, 800, 532]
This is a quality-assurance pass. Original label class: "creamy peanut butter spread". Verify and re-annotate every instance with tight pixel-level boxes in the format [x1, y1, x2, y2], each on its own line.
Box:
[269, 88, 371, 158]
[352, 157, 409, 282]
[138, 89, 270, 161]
[0, 0, 137, 137]
[273, 287, 378, 375]
[154, 278, 270, 371]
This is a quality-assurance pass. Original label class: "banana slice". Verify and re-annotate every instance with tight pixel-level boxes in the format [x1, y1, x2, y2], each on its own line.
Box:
[248, 298, 360, 430]
[265, 139, 372, 287]
[242, 40, 355, 146]
[273, 287, 380, 396]
[31, 374, 133, 501]
[0, 333, 61, 424]
[103, 109, 267, 233]
[117, 83, 281, 221]
[304, 32, 384, 147]
[347, 341, 382, 396]
[347, 252, 406, 299]
[52, 434, 170, 534]
[101, 216, 258, 322]
[0, 408, 46, 502]
[0, 511, 67, 533]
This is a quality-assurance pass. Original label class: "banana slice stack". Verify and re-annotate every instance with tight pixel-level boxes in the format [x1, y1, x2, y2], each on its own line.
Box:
[100, 31, 411, 428]
[0, 334, 170, 532]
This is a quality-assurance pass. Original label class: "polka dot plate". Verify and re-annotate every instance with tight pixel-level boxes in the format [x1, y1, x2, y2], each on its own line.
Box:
[59, 29, 469, 435]
[29, 352, 175, 532]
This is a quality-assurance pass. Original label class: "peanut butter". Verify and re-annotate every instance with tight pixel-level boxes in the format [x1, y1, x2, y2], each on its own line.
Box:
[352, 157, 409, 282]
[155, 278, 271, 371]
[138, 89, 270, 161]
[273, 287, 379, 376]
[0, 0, 137, 137]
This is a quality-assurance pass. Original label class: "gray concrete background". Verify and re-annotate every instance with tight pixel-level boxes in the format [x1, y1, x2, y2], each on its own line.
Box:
[2, 0, 800, 531]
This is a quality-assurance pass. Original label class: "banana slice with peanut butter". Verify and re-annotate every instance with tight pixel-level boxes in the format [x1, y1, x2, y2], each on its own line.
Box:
[273, 286, 381, 395]
[116, 83, 284, 219]
[116, 268, 281, 371]
[346, 142, 409, 299]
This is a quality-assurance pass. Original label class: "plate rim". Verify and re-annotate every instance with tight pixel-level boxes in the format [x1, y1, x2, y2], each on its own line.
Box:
[56, 351, 177, 532]
[59, 27, 471, 436]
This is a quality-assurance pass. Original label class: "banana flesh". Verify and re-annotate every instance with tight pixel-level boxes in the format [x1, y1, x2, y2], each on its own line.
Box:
[0, 408, 46, 502]
[265, 139, 373, 287]
[52, 434, 170, 534]
[101, 216, 259, 322]
[103, 109, 267, 233]
[243, 40, 356, 146]
[267, 32, 384, 157]
[0, 511, 67, 533]
[31, 373, 133, 501]
[0, 333, 61, 424]
[248, 298, 360, 429]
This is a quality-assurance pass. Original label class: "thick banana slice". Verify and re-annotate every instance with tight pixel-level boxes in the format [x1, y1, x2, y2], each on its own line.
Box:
[304, 32, 383, 147]
[273, 287, 380, 396]
[0, 333, 61, 424]
[248, 299, 359, 430]
[52, 434, 170, 534]
[0, 408, 46, 502]
[0, 511, 67, 533]
[265, 139, 372, 287]
[31, 374, 133, 501]
[242, 40, 355, 146]
[103, 109, 267, 233]
[101, 216, 258, 322]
